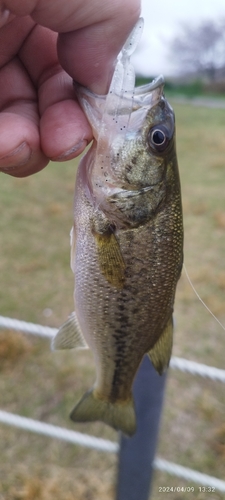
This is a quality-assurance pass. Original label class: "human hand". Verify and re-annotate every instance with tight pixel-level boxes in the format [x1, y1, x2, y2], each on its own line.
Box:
[0, 0, 140, 176]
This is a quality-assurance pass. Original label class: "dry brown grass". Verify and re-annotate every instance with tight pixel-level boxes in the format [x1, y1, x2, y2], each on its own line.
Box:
[5, 470, 115, 500]
[0, 331, 32, 370]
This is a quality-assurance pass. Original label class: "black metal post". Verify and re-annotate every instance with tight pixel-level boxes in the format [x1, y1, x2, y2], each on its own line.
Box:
[116, 355, 167, 500]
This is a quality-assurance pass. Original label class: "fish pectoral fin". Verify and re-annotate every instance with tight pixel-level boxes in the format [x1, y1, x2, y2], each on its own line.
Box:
[94, 231, 126, 289]
[51, 312, 88, 351]
[70, 389, 136, 437]
[148, 316, 173, 375]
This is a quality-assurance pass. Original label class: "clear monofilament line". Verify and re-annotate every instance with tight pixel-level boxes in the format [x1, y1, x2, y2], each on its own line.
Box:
[183, 263, 225, 332]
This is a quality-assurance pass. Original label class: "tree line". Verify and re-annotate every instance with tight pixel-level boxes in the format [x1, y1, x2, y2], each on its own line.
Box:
[170, 18, 225, 82]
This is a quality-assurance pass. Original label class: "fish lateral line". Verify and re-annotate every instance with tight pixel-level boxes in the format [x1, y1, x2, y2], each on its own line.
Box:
[183, 263, 225, 331]
[65, 17, 183, 437]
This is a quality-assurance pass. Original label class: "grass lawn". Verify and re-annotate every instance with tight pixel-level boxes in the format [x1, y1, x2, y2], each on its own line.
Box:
[0, 101, 224, 499]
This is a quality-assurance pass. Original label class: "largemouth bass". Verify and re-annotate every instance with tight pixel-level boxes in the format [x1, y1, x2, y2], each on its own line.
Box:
[53, 18, 183, 437]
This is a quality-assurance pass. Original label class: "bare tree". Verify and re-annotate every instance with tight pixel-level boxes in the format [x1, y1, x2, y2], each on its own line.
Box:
[170, 19, 225, 80]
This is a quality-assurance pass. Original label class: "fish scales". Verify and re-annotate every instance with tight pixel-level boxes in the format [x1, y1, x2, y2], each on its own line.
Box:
[52, 18, 183, 436]
[74, 158, 182, 400]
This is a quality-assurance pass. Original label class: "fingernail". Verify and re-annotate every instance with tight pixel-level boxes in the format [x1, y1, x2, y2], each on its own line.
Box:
[53, 140, 87, 161]
[0, 142, 32, 172]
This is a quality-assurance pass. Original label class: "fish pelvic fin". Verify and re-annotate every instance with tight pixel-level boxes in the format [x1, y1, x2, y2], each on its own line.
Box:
[148, 316, 173, 375]
[51, 312, 88, 350]
[94, 231, 126, 289]
[70, 389, 136, 437]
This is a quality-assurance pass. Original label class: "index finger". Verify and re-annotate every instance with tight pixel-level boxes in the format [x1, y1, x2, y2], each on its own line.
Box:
[4, 0, 141, 94]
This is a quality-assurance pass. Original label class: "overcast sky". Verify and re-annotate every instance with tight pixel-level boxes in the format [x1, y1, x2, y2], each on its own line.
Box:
[132, 0, 225, 76]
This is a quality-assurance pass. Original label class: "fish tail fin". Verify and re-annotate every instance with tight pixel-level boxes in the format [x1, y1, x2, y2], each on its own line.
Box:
[70, 389, 136, 437]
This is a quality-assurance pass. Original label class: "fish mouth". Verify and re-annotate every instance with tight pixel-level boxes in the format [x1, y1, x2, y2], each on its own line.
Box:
[134, 74, 165, 95]
[73, 18, 165, 136]
[73, 74, 165, 137]
[132, 75, 165, 108]
[74, 74, 165, 104]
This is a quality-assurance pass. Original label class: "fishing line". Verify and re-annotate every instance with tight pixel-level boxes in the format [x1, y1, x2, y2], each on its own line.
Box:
[183, 263, 225, 331]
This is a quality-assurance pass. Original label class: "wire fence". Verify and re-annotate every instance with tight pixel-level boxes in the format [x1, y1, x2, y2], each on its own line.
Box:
[0, 315, 225, 492]
[1, 315, 224, 382]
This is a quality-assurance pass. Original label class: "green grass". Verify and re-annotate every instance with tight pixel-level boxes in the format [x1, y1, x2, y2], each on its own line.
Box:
[0, 103, 225, 499]
[0, 164, 75, 324]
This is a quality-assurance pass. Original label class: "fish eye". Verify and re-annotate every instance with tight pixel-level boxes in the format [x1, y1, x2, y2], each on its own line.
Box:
[152, 129, 166, 145]
[148, 125, 170, 153]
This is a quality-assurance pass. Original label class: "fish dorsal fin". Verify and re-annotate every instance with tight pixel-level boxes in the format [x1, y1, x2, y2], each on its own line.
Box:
[94, 231, 125, 289]
[51, 312, 88, 351]
[148, 316, 173, 375]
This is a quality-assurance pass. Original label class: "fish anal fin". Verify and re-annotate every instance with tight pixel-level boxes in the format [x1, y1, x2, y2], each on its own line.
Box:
[94, 231, 126, 289]
[51, 312, 88, 351]
[148, 316, 173, 375]
[70, 389, 136, 437]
